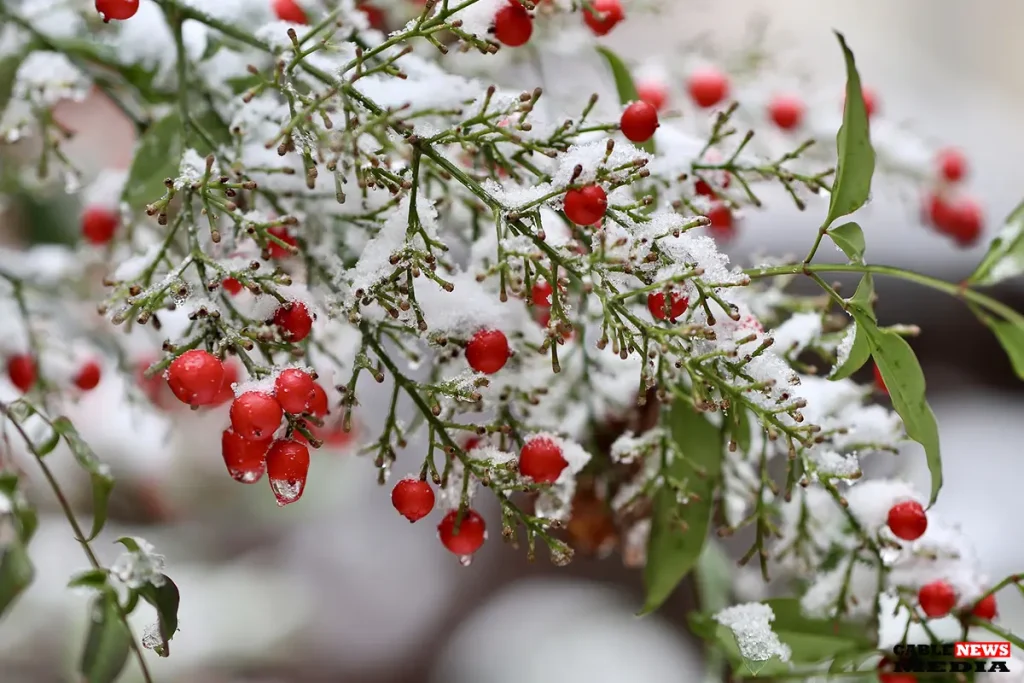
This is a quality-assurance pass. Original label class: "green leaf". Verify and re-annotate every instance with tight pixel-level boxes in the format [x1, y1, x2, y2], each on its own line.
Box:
[979, 313, 1024, 381]
[114, 537, 141, 553]
[0, 53, 25, 118]
[51, 417, 115, 542]
[122, 112, 183, 210]
[766, 598, 873, 663]
[695, 542, 733, 683]
[595, 46, 656, 155]
[969, 199, 1024, 286]
[80, 592, 132, 683]
[0, 473, 37, 543]
[823, 33, 876, 229]
[0, 540, 34, 619]
[68, 569, 110, 590]
[640, 402, 723, 614]
[138, 575, 180, 656]
[830, 275, 874, 380]
[688, 612, 791, 678]
[849, 305, 943, 506]
[828, 221, 866, 263]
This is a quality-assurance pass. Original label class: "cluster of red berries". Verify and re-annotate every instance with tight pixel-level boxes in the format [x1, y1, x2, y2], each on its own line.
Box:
[5, 354, 102, 394]
[391, 435, 568, 558]
[886, 500, 999, 623]
[922, 148, 984, 247]
[490, 0, 625, 48]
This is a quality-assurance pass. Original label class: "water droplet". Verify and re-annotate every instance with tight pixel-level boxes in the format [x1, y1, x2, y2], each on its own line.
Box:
[229, 466, 265, 484]
[270, 477, 304, 506]
[458, 554, 473, 567]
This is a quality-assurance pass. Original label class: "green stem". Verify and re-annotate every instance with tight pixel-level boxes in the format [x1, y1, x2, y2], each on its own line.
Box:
[745, 262, 1024, 325]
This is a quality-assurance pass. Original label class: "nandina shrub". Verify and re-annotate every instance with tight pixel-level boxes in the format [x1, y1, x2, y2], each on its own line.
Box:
[0, 0, 1023, 680]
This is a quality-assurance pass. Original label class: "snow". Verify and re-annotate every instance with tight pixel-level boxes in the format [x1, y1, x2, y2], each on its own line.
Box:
[713, 602, 792, 664]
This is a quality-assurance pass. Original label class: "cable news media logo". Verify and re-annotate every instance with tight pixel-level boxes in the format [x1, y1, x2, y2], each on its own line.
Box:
[891, 642, 1012, 673]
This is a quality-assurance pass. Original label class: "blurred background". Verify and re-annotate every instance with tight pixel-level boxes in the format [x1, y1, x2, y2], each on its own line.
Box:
[2, 0, 1024, 681]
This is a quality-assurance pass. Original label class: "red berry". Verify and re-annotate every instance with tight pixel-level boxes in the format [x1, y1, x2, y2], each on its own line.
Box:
[74, 360, 102, 391]
[166, 350, 225, 407]
[81, 206, 119, 245]
[537, 310, 574, 341]
[582, 0, 624, 36]
[438, 509, 486, 555]
[563, 185, 608, 225]
[873, 363, 887, 394]
[465, 329, 510, 374]
[767, 94, 804, 131]
[6, 354, 36, 393]
[274, 301, 313, 342]
[707, 202, 734, 234]
[267, 225, 298, 258]
[647, 291, 689, 321]
[918, 580, 956, 618]
[518, 436, 568, 484]
[266, 439, 310, 506]
[493, 1, 532, 47]
[971, 593, 997, 621]
[620, 101, 659, 143]
[230, 391, 284, 440]
[358, 2, 386, 30]
[221, 429, 271, 483]
[95, 0, 139, 21]
[532, 281, 553, 307]
[947, 197, 983, 247]
[222, 278, 243, 295]
[308, 382, 330, 417]
[212, 362, 240, 406]
[925, 192, 954, 232]
[887, 500, 927, 541]
[136, 357, 167, 407]
[464, 437, 481, 451]
[272, 0, 307, 23]
[937, 147, 967, 183]
[878, 659, 917, 683]
[274, 368, 317, 414]
[687, 67, 729, 108]
[392, 478, 435, 522]
[636, 82, 667, 112]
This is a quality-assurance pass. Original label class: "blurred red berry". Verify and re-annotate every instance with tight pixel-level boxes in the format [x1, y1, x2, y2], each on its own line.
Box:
[267, 225, 298, 258]
[687, 67, 729, 108]
[937, 147, 967, 183]
[95, 0, 139, 21]
[918, 580, 956, 618]
[222, 278, 243, 295]
[81, 206, 119, 245]
[73, 360, 102, 391]
[272, 0, 307, 23]
[6, 354, 36, 393]
[582, 0, 624, 36]
[636, 82, 667, 112]
[493, 1, 533, 47]
[768, 94, 804, 131]
[887, 501, 927, 541]
[971, 593, 998, 621]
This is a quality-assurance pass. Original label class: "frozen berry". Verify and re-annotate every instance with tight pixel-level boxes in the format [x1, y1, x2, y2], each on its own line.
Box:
[971, 593, 997, 621]
[275, 368, 317, 414]
[563, 185, 608, 225]
[466, 329, 510, 374]
[6, 354, 36, 393]
[81, 206, 119, 245]
[230, 391, 284, 440]
[937, 147, 967, 183]
[222, 278, 244, 295]
[947, 197, 983, 247]
[636, 81, 667, 112]
[493, 1, 532, 47]
[620, 101, 659, 143]
[532, 281, 553, 307]
[768, 94, 804, 131]
[647, 291, 689, 321]
[266, 439, 310, 506]
[887, 500, 927, 541]
[518, 436, 568, 483]
[687, 67, 729, 108]
[221, 429, 270, 483]
[95, 0, 139, 21]
[308, 382, 330, 416]
[438, 508, 486, 555]
[267, 225, 298, 258]
[918, 580, 956, 618]
[166, 350, 225, 407]
[274, 301, 313, 342]
[582, 0, 624, 36]
[272, 0, 307, 23]
[392, 478, 435, 522]
[73, 360, 102, 391]
[873, 363, 887, 394]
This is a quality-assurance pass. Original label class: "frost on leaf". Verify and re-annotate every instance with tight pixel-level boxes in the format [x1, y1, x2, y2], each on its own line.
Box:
[714, 602, 792, 664]
[110, 538, 166, 590]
